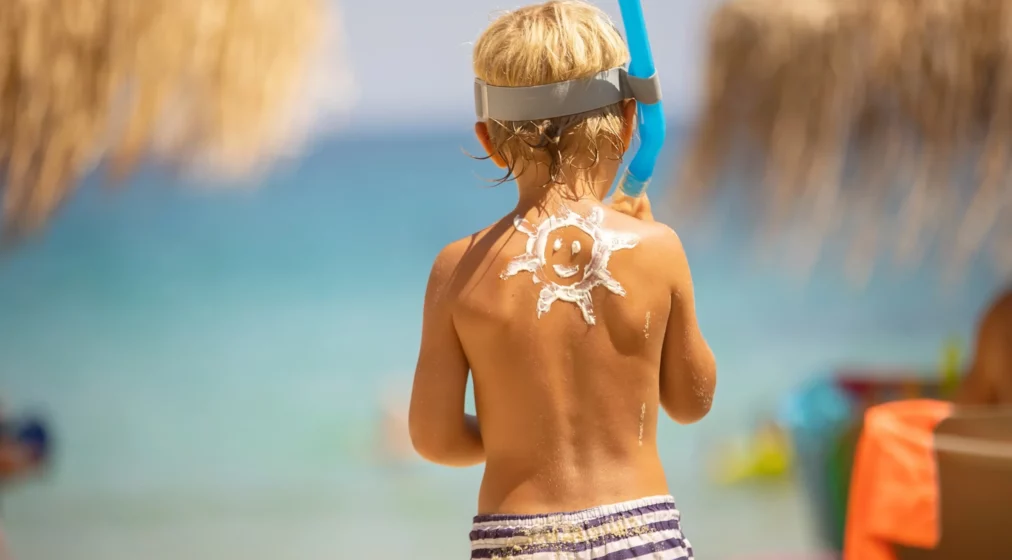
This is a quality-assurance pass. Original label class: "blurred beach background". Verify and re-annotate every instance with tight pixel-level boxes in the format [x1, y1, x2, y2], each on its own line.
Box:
[0, 1, 1005, 559]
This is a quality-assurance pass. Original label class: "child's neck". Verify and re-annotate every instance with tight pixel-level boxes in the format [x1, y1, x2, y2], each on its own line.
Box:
[514, 169, 614, 215]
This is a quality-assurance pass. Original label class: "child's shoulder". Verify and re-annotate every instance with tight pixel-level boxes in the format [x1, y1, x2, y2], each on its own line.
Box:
[597, 209, 692, 292]
[425, 211, 687, 294]
[601, 208, 686, 256]
[432, 220, 503, 266]
[426, 220, 509, 293]
[427, 236, 471, 288]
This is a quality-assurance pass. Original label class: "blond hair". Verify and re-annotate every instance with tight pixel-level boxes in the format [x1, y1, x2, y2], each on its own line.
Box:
[473, 0, 631, 184]
[0, 0, 349, 241]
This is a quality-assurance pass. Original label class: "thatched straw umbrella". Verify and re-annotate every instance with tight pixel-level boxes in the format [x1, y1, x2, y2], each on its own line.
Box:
[0, 0, 354, 241]
[676, 0, 1012, 281]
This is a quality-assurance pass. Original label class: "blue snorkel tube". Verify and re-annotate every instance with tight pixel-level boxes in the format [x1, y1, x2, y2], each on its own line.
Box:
[616, 0, 665, 197]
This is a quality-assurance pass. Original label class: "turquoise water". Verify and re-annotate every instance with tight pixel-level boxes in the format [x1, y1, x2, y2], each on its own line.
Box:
[0, 128, 1002, 559]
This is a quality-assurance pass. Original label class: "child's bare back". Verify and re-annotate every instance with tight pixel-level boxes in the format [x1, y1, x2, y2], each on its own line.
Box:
[433, 201, 712, 515]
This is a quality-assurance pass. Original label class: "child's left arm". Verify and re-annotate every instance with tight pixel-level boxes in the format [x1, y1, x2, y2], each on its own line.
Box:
[408, 243, 484, 467]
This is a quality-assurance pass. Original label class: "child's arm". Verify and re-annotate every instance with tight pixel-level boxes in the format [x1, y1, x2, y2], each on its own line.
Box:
[408, 244, 484, 467]
[658, 228, 717, 424]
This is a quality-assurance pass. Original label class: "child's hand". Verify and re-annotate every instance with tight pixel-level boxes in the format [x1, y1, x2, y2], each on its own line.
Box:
[609, 190, 654, 221]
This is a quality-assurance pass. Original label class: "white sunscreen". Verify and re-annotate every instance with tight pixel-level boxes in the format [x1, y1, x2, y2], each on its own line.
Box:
[552, 264, 581, 278]
[501, 207, 639, 325]
[638, 402, 646, 446]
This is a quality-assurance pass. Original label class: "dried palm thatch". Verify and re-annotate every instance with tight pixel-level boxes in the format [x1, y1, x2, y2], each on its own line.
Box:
[0, 0, 355, 241]
[676, 0, 1012, 281]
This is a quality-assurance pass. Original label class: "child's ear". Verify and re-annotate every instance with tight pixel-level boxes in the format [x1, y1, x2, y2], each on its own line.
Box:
[475, 122, 508, 168]
[620, 99, 637, 152]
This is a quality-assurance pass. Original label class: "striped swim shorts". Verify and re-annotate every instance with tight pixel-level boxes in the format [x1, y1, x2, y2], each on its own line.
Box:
[469, 495, 693, 559]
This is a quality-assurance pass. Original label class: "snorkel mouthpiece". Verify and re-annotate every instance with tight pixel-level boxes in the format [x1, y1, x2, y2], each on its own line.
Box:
[616, 0, 665, 198]
[473, 1, 664, 198]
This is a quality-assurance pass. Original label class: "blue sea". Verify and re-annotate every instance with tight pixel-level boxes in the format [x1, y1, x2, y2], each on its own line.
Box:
[0, 127, 1002, 559]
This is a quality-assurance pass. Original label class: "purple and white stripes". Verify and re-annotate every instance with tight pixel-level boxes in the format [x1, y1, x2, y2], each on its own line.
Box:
[469, 495, 693, 559]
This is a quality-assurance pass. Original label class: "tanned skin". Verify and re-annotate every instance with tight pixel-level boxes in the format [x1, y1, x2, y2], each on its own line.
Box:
[409, 100, 716, 515]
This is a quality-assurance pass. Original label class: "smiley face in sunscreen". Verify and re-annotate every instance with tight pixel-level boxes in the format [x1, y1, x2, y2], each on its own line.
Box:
[501, 207, 639, 325]
[549, 236, 584, 279]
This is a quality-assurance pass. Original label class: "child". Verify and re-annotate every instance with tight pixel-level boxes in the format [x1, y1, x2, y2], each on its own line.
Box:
[408, 2, 715, 558]
[957, 288, 1012, 406]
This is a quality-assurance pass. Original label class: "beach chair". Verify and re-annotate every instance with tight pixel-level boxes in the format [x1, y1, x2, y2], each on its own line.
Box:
[843, 402, 1012, 560]
[894, 409, 1012, 560]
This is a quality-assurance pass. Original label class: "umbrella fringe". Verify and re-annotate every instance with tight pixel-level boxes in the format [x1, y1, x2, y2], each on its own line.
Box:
[0, 0, 354, 240]
[677, 0, 1012, 277]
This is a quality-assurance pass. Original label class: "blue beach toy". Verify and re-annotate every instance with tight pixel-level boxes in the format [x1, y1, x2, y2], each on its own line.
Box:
[17, 418, 51, 461]
[616, 0, 666, 197]
[779, 378, 855, 551]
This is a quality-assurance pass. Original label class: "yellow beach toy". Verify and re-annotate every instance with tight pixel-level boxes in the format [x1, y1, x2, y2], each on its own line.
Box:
[940, 336, 963, 400]
[714, 422, 792, 485]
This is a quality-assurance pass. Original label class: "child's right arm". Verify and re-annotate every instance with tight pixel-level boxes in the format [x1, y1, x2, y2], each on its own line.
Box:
[657, 228, 717, 424]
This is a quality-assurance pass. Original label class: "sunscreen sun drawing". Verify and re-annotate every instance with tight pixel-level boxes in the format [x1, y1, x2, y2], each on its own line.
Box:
[501, 207, 639, 325]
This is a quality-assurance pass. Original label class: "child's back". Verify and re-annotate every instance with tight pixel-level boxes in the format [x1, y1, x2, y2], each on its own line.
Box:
[408, 2, 715, 558]
[447, 202, 706, 514]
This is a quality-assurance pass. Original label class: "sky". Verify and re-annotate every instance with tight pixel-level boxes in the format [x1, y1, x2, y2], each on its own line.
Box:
[335, 0, 722, 129]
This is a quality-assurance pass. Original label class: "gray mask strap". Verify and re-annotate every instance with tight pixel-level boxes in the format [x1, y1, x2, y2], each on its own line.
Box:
[474, 67, 661, 122]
